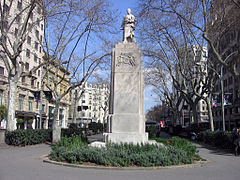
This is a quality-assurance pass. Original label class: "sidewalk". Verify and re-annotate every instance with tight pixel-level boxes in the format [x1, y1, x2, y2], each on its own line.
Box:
[0, 138, 239, 180]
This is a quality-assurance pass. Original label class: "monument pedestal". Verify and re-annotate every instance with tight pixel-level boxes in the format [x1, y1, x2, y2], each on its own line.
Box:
[103, 42, 148, 144]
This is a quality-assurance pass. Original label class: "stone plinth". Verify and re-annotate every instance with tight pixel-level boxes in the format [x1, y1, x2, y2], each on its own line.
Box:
[104, 42, 148, 144]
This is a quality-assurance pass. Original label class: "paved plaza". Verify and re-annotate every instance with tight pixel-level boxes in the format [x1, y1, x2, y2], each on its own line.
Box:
[0, 139, 239, 180]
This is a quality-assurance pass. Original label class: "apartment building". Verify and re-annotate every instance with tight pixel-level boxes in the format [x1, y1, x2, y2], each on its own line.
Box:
[69, 82, 109, 126]
[0, 0, 44, 129]
[209, 0, 240, 130]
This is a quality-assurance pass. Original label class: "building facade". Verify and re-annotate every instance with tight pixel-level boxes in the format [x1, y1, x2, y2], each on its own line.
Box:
[69, 82, 109, 126]
[41, 61, 71, 129]
[0, 0, 44, 129]
[209, 0, 240, 130]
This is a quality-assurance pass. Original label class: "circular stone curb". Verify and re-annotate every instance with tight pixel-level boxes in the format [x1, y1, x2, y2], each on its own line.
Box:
[42, 155, 210, 170]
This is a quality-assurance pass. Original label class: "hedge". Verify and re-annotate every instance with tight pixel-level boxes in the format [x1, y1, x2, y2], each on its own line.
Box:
[88, 122, 103, 134]
[5, 124, 87, 146]
[5, 129, 52, 146]
[197, 131, 234, 149]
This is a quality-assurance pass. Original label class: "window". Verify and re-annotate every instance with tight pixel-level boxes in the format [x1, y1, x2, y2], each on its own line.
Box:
[30, 12, 33, 20]
[0, 66, 4, 75]
[38, 70, 40, 76]
[42, 104, 45, 112]
[41, 24, 43, 31]
[18, 95, 24, 110]
[40, 35, 43, 43]
[28, 97, 34, 111]
[37, 7, 41, 14]
[14, 28, 18, 37]
[39, 46, 42, 53]
[3, 4, 9, 14]
[34, 54, 38, 62]
[36, 18, 40, 26]
[25, 63, 29, 71]
[25, 62, 29, 71]
[31, 79, 35, 87]
[35, 41, 38, 50]
[17, 1, 22, 9]
[48, 106, 54, 128]
[27, 36, 31, 45]
[26, 49, 30, 58]
[37, 82, 39, 88]
[16, 15, 21, 23]
[2, 20, 8, 29]
[22, 76, 25, 83]
[35, 30, 39, 39]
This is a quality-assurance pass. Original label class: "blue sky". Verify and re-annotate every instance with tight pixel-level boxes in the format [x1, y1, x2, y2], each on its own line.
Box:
[109, 0, 160, 112]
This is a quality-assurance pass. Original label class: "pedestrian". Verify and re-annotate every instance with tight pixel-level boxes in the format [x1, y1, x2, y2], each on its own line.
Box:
[233, 127, 240, 156]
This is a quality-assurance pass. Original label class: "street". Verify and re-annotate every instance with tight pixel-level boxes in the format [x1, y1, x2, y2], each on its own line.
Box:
[0, 140, 239, 180]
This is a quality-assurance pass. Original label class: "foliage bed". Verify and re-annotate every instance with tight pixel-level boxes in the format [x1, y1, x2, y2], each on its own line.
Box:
[151, 136, 201, 161]
[5, 129, 52, 146]
[50, 136, 199, 167]
[197, 131, 234, 149]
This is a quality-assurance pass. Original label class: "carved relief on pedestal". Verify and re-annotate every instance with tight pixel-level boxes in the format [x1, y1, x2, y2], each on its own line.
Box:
[116, 52, 136, 67]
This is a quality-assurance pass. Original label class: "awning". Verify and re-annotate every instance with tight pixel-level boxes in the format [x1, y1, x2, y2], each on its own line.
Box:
[15, 110, 38, 118]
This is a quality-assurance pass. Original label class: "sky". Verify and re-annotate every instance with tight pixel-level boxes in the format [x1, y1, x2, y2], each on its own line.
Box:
[108, 0, 160, 112]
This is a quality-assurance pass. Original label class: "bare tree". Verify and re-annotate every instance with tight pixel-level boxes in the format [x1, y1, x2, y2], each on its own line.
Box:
[42, 0, 115, 142]
[136, 0, 219, 130]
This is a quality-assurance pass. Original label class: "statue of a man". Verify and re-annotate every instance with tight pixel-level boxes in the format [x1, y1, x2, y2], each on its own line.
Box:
[121, 8, 136, 43]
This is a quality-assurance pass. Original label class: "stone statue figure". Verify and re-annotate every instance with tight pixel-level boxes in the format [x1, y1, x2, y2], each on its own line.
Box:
[121, 8, 136, 43]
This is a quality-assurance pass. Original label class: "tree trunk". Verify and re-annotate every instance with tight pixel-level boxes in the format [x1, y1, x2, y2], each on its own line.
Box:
[7, 78, 17, 131]
[206, 96, 214, 131]
[52, 100, 61, 143]
[72, 90, 77, 124]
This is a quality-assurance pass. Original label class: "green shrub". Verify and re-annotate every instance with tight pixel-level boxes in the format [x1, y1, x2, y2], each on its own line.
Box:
[53, 135, 87, 150]
[169, 136, 200, 160]
[61, 123, 83, 137]
[5, 129, 52, 146]
[146, 125, 157, 138]
[50, 139, 194, 167]
[88, 122, 103, 134]
[151, 136, 200, 160]
[198, 131, 234, 149]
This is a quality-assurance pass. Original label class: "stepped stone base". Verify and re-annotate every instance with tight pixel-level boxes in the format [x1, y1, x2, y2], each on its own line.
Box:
[103, 132, 148, 145]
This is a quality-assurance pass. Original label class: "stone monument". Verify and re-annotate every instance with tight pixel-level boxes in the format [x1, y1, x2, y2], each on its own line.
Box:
[104, 9, 148, 144]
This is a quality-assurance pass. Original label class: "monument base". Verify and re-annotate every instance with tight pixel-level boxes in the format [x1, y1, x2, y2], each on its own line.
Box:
[103, 132, 148, 145]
